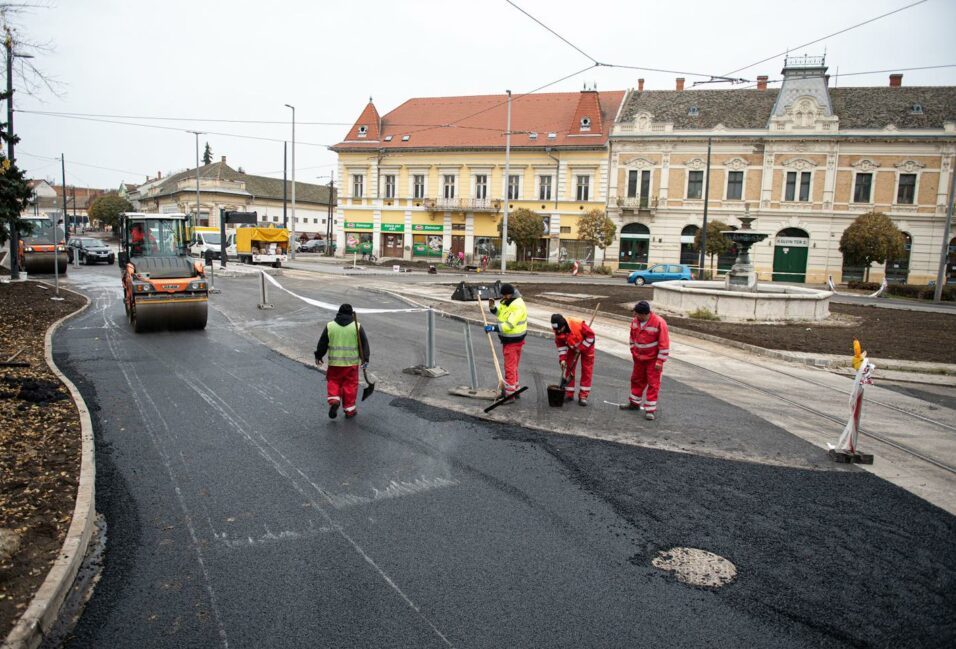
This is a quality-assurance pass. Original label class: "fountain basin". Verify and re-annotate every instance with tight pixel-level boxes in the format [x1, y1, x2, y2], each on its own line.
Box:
[652, 280, 832, 322]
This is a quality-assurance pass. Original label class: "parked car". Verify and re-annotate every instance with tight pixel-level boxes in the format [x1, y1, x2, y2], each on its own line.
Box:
[299, 239, 327, 253]
[72, 238, 115, 265]
[66, 237, 85, 263]
[627, 263, 693, 285]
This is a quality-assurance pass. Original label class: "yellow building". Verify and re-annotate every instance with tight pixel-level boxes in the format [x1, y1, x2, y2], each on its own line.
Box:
[331, 89, 625, 263]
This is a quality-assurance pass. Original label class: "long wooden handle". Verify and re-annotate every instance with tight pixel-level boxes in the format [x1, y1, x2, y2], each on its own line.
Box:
[588, 303, 601, 326]
[477, 297, 505, 389]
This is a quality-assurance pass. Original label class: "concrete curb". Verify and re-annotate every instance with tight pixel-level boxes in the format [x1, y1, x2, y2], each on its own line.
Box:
[3, 285, 95, 649]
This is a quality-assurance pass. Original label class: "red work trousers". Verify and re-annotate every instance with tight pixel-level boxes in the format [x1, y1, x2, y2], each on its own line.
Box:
[327, 364, 359, 414]
[564, 350, 595, 398]
[629, 358, 662, 412]
[502, 341, 525, 396]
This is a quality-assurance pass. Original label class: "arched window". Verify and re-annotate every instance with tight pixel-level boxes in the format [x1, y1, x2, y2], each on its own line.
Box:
[619, 223, 651, 269]
[886, 232, 911, 284]
[680, 225, 700, 266]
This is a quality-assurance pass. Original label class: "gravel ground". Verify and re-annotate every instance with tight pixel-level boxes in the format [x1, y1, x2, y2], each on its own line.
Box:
[516, 283, 956, 363]
[0, 281, 85, 637]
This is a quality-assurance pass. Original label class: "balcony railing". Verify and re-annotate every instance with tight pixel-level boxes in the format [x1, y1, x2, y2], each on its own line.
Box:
[616, 196, 658, 211]
[423, 197, 502, 213]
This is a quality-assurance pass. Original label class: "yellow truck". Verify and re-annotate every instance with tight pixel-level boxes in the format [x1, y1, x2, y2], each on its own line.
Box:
[236, 226, 289, 268]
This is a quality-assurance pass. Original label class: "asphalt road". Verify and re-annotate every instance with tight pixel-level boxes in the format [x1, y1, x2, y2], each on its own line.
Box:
[52, 264, 956, 648]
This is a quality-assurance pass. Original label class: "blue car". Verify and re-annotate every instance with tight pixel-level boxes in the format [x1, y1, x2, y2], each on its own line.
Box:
[627, 263, 693, 286]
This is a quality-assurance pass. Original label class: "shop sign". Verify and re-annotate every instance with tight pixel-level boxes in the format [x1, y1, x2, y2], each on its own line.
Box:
[775, 237, 809, 247]
[412, 224, 443, 232]
[344, 221, 373, 230]
[381, 223, 405, 232]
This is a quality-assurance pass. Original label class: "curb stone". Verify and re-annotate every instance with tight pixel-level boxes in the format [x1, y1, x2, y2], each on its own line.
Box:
[3, 285, 95, 649]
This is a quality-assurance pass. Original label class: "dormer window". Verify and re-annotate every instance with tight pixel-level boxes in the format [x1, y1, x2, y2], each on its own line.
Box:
[384, 135, 393, 142]
[357, 125, 368, 138]
[688, 106, 699, 117]
[401, 135, 410, 141]
[529, 132, 538, 140]
[909, 103, 924, 115]
[580, 117, 591, 131]
[547, 132, 557, 139]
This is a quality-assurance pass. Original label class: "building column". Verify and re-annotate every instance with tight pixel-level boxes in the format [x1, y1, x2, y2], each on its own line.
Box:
[372, 207, 382, 257]
[760, 151, 775, 208]
[442, 211, 452, 255]
[404, 209, 413, 261]
[335, 207, 346, 257]
[548, 213, 560, 262]
[465, 211, 475, 263]
[659, 152, 671, 202]
[822, 149, 838, 210]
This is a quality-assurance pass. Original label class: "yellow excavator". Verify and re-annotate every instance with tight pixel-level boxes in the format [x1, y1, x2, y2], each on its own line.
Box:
[119, 213, 208, 332]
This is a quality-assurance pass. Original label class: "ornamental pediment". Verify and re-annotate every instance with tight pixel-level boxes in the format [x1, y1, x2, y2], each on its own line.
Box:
[625, 157, 656, 169]
[895, 160, 926, 173]
[851, 159, 881, 172]
[723, 157, 748, 171]
[685, 158, 706, 171]
[781, 158, 816, 171]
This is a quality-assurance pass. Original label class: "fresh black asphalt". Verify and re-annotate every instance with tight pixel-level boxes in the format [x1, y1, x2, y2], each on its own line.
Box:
[52, 267, 956, 648]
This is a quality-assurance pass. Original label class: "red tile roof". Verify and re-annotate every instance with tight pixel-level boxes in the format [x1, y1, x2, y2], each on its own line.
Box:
[333, 90, 625, 151]
[344, 101, 382, 142]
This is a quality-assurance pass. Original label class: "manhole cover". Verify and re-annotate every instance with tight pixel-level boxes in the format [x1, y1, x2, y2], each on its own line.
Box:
[651, 547, 737, 588]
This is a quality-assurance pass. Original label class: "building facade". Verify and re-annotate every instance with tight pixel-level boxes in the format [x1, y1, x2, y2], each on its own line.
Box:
[129, 157, 335, 237]
[25, 180, 108, 231]
[331, 89, 625, 262]
[607, 58, 956, 284]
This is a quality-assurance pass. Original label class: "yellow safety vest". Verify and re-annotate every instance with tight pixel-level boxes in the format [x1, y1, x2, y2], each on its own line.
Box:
[495, 297, 528, 342]
[327, 321, 361, 366]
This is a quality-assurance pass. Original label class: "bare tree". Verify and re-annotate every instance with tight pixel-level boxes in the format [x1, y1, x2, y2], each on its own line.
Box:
[2, 2, 63, 99]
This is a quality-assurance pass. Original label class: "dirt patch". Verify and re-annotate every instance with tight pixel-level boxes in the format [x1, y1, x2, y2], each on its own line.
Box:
[517, 282, 956, 364]
[0, 281, 86, 637]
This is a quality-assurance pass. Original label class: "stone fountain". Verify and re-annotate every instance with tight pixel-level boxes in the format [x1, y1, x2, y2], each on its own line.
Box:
[722, 214, 768, 292]
[650, 213, 832, 322]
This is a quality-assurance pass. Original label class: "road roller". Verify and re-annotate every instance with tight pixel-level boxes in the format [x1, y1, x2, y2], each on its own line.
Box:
[19, 215, 68, 275]
[119, 212, 209, 333]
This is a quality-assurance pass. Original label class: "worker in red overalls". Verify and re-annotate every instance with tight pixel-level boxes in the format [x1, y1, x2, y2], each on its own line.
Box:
[314, 304, 370, 420]
[550, 313, 595, 406]
[620, 300, 669, 420]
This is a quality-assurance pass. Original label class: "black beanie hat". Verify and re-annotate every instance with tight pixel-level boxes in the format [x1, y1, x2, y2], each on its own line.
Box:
[550, 314, 567, 330]
[634, 300, 651, 315]
[337, 303, 354, 316]
[500, 283, 516, 296]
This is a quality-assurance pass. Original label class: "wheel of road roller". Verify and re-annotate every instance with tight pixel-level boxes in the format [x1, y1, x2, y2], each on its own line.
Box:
[131, 298, 208, 333]
[23, 253, 69, 275]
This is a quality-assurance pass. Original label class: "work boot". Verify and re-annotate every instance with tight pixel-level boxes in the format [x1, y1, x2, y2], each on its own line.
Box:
[619, 403, 641, 411]
[345, 410, 358, 419]
[645, 411, 656, 421]
[329, 403, 339, 419]
[578, 397, 588, 407]
[564, 394, 574, 402]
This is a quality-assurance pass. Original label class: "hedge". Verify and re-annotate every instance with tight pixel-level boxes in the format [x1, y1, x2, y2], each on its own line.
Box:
[846, 281, 955, 301]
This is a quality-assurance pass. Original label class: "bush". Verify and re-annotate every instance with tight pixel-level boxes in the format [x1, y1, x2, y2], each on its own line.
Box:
[505, 261, 574, 273]
[846, 281, 955, 301]
[688, 308, 719, 321]
[592, 265, 613, 275]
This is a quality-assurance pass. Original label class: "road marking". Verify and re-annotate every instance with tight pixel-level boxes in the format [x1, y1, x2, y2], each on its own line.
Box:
[328, 477, 459, 510]
[215, 521, 338, 549]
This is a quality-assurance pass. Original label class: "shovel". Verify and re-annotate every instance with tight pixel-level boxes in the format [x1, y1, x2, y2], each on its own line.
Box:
[354, 312, 376, 401]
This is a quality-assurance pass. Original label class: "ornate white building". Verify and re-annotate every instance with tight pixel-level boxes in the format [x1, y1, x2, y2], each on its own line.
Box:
[607, 57, 956, 284]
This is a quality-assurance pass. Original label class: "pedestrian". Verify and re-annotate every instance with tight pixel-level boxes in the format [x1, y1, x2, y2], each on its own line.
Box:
[485, 283, 528, 400]
[620, 300, 669, 420]
[314, 304, 370, 420]
[550, 313, 595, 406]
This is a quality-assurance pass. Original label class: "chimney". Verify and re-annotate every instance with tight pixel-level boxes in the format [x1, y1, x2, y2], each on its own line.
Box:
[756, 75, 768, 91]
[221, 155, 227, 163]
[889, 73, 903, 88]
[637, 78, 645, 92]
[676, 77, 685, 91]
[157, 171, 162, 179]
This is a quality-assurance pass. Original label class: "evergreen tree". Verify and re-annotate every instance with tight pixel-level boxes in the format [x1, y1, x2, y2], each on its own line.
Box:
[202, 142, 213, 165]
[0, 116, 34, 246]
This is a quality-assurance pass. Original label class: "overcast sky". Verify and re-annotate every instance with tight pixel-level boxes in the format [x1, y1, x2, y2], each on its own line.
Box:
[11, 0, 956, 190]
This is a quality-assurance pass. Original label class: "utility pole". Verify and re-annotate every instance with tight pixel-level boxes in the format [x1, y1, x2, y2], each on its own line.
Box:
[189, 131, 202, 227]
[327, 176, 334, 255]
[71, 186, 77, 233]
[285, 104, 296, 259]
[500, 89, 512, 274]
[698, 137, 713, 279]
[934, 153, 956, 302]
[282, 141, 287, 227]
[6, 31, 33, 280]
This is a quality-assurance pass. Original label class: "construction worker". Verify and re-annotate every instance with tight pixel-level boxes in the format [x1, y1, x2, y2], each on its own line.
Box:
[620, 300, 669, 420]
[314, 304, 370, 420]
[550, 313, 595, 406]
[485, 283, 527, 400]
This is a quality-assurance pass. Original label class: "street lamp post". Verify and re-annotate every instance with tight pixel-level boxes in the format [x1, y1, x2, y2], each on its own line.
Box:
[284, 104, 296, 260]
[188, 131, 202, 228]
[5, 30, 34, 281]
[500, 90, 511, 274]
[698, 137, 713, 279]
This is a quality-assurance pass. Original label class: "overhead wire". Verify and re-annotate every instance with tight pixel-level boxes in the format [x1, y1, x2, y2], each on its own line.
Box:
[721, 0, 929, 77]
[730, 63, 956, 90]
[18, 151, 149, 178]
